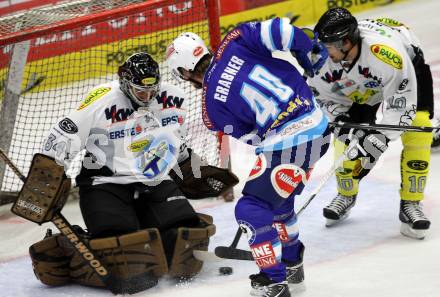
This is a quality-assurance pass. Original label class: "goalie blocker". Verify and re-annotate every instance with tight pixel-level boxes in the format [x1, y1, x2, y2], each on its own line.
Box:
[11, 154, 71, 224]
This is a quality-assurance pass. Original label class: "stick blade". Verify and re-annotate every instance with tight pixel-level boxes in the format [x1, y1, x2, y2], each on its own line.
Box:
[214, 246, 254, 261]
[193, 250, 224, 262]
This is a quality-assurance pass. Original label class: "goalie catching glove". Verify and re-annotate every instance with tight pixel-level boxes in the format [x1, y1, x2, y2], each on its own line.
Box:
[169, 149, 239, 199]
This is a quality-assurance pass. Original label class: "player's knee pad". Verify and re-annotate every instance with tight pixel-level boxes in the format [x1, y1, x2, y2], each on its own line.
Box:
[400, 111, 431, 201]
[167, 213, 216, 278]
[29, 231, 72, 286]
[334, 139, 359, 196]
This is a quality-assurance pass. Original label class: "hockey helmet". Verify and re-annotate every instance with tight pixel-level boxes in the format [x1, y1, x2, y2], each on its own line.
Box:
[166, 32, 209, 82]
[314, 7, 360, 45]
[118, 52, 160, 107]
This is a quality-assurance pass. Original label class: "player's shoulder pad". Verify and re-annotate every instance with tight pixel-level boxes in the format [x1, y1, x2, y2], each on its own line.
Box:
[77, 81, 114, 111]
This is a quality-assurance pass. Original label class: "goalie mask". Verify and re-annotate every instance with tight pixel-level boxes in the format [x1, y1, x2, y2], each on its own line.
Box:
[166, 32, 210, 82]
[118, 52, 160, 107]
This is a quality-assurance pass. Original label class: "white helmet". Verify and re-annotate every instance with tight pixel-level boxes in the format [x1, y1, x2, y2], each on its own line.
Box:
[166, 32, 210, 82]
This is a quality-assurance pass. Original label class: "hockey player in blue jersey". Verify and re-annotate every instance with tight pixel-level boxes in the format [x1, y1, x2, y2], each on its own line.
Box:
[167, 18, 329, 297]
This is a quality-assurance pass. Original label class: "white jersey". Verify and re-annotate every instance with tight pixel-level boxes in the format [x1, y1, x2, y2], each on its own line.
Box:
[42, 80, 188, 185]
[309, 18, 421, 140]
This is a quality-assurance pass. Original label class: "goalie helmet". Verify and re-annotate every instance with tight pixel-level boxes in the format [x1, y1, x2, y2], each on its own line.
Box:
[166, 32, 209, 82]
[314, 7, 360, 44]
[118, 52, 160, 107]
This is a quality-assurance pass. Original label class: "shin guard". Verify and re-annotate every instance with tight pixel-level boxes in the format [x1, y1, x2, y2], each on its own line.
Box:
[400, 111, 432, 201]
[334, 139, 359, 197]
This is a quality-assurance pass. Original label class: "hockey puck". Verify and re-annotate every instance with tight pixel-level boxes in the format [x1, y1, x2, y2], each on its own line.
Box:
[219, 266, 233, 275]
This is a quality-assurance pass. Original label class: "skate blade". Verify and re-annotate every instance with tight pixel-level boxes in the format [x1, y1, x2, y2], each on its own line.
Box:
[325, 211, 350, 227]
[289, 281, 306, 294]
[400, 223, 426, 240]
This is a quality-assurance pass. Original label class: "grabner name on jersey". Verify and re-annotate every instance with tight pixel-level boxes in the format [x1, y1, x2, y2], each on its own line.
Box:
[214, 55, 244, 102]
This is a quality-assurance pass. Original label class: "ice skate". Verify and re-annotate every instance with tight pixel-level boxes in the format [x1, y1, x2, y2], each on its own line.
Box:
[283, 243, 305, 293]
[250, 273, 290, 297]
[399, 200, 430, 239]
[285, 260, 305, 293]
[323, 194, 357, 226]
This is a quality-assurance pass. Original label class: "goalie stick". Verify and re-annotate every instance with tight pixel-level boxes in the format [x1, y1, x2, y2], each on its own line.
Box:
[213, 139, 359, 261]
[0, 149, 154, 295]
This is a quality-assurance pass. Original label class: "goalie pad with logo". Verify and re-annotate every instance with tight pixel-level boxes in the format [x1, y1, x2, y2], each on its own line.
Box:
[29, 227, 168, 290]
[12, 154, 70, 224]
[168, 213, 216, 278]
[170, 150, 239, 199]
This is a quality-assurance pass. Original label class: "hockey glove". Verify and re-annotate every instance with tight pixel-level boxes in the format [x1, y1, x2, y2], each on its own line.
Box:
[293, 29, 328, 77]
[342, 129, 390, 179]
[332, 114, 352, 135]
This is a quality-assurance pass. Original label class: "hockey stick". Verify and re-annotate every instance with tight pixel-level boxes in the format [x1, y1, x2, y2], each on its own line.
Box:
[213, 139, 359, 261]
[214, 226, 254, 261]
[294, 139, 359, 216]
[0, 149, 153, 294]
[329, 121, 440, 133]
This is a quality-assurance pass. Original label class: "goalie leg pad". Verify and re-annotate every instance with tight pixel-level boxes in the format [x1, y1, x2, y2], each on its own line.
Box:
[29, 232, 72, 286]
[168, 214, 216, 278]
[12, 153, 70, 224]
[68, 228, 168, 289]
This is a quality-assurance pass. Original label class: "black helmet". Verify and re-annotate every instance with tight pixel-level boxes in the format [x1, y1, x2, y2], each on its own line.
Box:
[118, 52, 160, 107]
[314, 7, 360, 44]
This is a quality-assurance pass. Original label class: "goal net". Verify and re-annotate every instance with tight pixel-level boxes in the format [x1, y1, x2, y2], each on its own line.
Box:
[0, 0, 223, 203]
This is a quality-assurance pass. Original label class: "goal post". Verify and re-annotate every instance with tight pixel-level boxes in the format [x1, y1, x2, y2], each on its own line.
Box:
[0, 0, 225, 204]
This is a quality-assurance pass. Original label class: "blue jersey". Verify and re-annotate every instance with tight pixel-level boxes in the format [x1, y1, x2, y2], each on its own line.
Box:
[202, 18, 328, 151]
